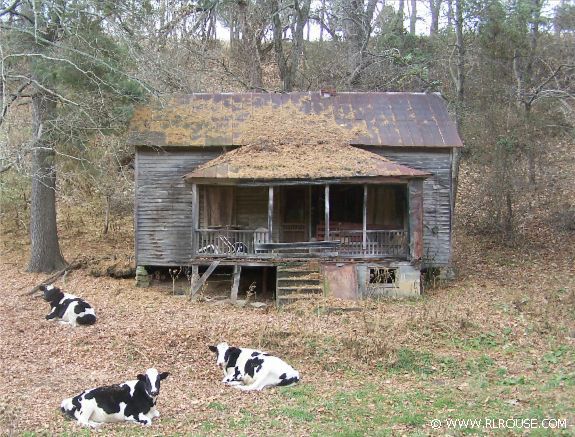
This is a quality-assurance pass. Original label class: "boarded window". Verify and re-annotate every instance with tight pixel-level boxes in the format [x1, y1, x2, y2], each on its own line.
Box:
[368, 267, 396, 285]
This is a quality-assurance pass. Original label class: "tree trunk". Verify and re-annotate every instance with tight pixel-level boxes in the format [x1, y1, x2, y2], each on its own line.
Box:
[409, 0, 417, 34]
[395, 0, 405, 33]
[429, 0, 442, 35]
[451, 0, 465, 213]
[27, 90, 66, 273]
[238, 0, 263, 90]
[272, 0, 310, 91]
[344, 0, 378, 86]
[319, 0, 326, 41]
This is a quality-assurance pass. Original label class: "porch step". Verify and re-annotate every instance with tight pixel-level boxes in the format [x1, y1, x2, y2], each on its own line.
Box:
[277, 278, 322, 288]
[276, 262, 323, 307]
[276, 294, 322, 306]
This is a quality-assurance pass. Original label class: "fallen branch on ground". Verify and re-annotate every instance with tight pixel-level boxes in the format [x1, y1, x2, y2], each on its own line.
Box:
[24, 257, 86, 296]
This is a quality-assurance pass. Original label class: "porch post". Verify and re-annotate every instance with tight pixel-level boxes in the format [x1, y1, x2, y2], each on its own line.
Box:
[324, 184, 330, 240]
[191, 183, 199, 255]
[362, 185, 368, 251]
[408, 180, 424, 262]
[268, 186, 274, 243]
[308, 185, 312, 241]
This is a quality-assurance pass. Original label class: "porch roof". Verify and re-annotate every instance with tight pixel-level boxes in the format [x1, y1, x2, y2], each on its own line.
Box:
[184, 143, 429, 183]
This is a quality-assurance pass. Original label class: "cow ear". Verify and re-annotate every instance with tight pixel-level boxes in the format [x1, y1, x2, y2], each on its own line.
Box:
[137, 374, 146, 381]
[208, 345, 218, 353]
[159, 372, 170, 380]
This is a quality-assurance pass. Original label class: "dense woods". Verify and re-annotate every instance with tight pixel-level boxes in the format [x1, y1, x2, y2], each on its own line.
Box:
[0, 0, 574, 271]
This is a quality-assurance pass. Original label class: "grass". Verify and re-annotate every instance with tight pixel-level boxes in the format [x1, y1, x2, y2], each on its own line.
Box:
[181, 342, 574, 436]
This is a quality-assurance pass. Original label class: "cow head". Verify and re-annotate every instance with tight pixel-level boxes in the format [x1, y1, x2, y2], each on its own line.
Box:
[209, 342, 229, 369]
[41, 284, 63, 304]
[137, 368, 169, 398]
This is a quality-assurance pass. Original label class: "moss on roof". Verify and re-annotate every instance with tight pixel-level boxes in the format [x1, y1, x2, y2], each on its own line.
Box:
[185, 142, 429, 181]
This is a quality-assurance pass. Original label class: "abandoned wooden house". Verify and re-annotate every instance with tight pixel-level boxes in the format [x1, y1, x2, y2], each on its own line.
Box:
[127, 92, 463, 304]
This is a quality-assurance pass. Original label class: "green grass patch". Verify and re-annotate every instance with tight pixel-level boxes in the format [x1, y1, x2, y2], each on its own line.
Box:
[389, 348, 435, 374]
[453, 332, 500, 350]
[207, 401, 227, 411]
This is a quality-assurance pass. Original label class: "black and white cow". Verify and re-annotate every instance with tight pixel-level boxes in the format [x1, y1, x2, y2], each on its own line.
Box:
[209, 342, 300, 391]
[60, 368, 170, 428]
[41, 284, 96, 327]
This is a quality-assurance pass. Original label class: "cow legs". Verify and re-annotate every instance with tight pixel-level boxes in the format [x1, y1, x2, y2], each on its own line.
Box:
[131, 412, 152, 426]
[149, 406, 160, 418]
[234, 372, 274, 391]
[75, 406, 98, 428]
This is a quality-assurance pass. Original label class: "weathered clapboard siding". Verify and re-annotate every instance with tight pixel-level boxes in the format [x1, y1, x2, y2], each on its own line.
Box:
[135, 147, 221, 265]
[361, 146, 452, 267]
[136, 146, 453, 268]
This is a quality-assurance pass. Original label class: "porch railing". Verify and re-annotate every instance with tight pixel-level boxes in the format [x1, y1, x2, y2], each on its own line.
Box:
[194, 229, 269, 256]
[335, 230, 408, 258]
[193, 228, 408, 259]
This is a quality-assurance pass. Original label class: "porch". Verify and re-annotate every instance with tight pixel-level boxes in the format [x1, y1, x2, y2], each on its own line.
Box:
[190, 184, 412, 260]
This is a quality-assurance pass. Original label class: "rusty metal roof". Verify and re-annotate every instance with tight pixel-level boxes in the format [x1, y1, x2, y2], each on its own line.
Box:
[184, 143, 430, 182]
[128, 92, 463, 148]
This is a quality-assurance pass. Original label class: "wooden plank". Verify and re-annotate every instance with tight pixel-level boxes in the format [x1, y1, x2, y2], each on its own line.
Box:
[190, 260, 220, 296]
[255, 240, 340, 250]
[134, 149, 140, 265]
[325, 185, 330, 241]
[362, 184, 367, 251]
[308, 186, 312, 240]
[231, 265, 241, 302]
[408, 179, 424, 262]
[191, 183, 199, 256]
[268, 186, 274, 242]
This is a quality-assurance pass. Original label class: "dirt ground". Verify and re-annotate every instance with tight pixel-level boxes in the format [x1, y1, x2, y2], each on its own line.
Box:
[1, 150, 575, 435]
[1, 216, 574, 435]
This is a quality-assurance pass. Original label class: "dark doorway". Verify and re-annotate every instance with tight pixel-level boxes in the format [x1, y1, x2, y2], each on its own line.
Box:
[280, 187, 307, 242]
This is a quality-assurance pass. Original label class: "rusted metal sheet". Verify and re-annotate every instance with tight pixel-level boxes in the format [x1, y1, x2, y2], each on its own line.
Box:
[128, 92, 463, 148]
[323, 263, 358, 299]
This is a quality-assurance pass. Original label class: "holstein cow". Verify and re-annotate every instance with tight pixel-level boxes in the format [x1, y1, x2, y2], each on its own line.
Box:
[41, 284, 96, 327]
[209, 342, 300, 391]
[61, 368, 169, 428]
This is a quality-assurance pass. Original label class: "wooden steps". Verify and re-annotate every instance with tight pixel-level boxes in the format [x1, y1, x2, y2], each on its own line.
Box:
[276, 262, 323, 307]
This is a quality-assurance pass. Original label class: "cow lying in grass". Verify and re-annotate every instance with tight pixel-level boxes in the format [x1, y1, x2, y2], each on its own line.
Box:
[61, 368, 169, 428]
[209, 342, 300, 391]
[41, 284, 96, 327]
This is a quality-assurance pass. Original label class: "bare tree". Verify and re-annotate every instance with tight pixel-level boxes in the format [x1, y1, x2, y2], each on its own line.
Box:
[340, 0, 380, 85]
[450, 0, 465, 213]
[409, 0, 417, 34]
[271, 0, 311, 91]
[429, 0, 442, 35]
[395, 0, 405, 34]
